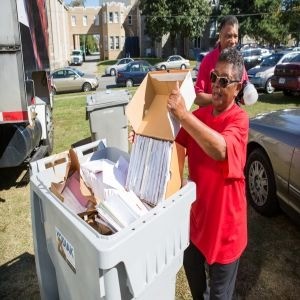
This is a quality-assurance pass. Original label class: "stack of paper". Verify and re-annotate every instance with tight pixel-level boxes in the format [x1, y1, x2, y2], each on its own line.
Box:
[96, 189, 149, 232]
[80, 156, 149, 233]
[126, 134, 173, 206]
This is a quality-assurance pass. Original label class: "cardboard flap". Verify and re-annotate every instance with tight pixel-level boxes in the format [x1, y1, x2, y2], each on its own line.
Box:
[126, 69, 195, 141]
[165, 142, 185, 198]
[137, 95, 174, 141]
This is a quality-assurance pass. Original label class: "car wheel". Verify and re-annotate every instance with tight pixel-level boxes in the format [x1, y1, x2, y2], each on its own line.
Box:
[180, 64, 186, 70]
[126, 79, 133, 87]
[265, 78, 274, 94]
[82, 82, 92, 92]
[283, 90, 293, 96]
[246, 148, 279, 216]
[110, 68, 116, 76]
[160, 65, 166, 70]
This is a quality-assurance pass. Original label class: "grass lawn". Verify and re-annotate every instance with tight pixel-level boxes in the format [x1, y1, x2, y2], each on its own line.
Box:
[0, 86, 299, 299]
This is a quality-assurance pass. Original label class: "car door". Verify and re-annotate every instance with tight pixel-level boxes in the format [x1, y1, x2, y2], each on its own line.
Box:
[170, 56, 180, 69]
[289, 148, 300, 214]
[131, 62, 145, 84]
[52, 70, 66, 92]
[63, 69, 81, 92]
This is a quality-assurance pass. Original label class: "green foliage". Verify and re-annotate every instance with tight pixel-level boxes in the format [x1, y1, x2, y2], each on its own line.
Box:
[219, 0, 296, 46]
[68, 0, 85, 7]
[139, 0, 211, 41]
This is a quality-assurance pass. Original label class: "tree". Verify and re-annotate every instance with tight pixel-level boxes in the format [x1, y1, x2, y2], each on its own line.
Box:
[219, 0, 289, 46]
[281, 0, 300, 46]
[68, 0, 86, 7]
[139, 0, 212, 53]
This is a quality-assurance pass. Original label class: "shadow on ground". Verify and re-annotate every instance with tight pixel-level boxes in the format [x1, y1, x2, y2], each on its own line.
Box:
[0, 252, 40, 300]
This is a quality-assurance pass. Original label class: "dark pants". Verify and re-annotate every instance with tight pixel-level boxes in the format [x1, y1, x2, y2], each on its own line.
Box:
[183, 242, 239, 300]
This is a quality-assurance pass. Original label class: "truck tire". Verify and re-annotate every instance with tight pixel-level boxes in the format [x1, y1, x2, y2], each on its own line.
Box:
[42, 105, 54, 155]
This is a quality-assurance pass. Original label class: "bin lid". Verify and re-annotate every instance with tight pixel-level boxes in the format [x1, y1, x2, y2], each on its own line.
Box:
[86, 90, 130, 111]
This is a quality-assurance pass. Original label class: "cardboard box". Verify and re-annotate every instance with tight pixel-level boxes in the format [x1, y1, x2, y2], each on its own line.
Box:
[50, 149, 97, 209]
[126, 69, 196, 198]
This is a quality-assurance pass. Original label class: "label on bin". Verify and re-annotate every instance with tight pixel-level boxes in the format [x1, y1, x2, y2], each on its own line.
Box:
[55, 227, 76, 273]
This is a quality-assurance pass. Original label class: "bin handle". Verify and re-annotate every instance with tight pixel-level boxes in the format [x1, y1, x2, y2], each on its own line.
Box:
[73, 139, 107, 158]
[31, 151, 69, 174]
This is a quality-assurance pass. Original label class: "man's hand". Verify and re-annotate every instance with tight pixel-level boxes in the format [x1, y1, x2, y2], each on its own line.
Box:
[167, 81, 188, 121]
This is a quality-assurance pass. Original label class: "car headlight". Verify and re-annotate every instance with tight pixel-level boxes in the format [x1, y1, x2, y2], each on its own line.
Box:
[255, 72, 265, 78]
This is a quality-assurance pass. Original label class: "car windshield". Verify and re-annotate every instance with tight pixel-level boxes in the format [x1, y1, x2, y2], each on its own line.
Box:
[72, 51, 82, 56]
[71, 68, 84, 76]
[260, 53, 284, 67]
[291, 53, 300, 62]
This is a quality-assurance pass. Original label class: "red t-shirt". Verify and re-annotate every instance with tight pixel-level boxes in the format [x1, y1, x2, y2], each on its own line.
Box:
[195, 46, 249, 95]
[176, 104, 249, 264]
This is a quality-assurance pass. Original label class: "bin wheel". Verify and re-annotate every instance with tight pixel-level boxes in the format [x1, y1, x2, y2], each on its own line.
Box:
[83, 82, 92, 92]
[126, 79, 133, 87]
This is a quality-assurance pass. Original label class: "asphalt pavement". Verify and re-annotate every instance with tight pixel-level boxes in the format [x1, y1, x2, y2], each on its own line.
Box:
[77, 54, 115, 90]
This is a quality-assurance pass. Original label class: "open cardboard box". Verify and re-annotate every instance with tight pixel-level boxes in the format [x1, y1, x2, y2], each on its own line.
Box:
[126, 69, 196, 198]
[50, 149, 97, 209]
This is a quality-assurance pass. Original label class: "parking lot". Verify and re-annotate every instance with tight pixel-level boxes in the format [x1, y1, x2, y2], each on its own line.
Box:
[0, 57, 300, 299]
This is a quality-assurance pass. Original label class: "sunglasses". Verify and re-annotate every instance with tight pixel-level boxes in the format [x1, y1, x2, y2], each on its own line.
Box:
[210, 71, 240, 88]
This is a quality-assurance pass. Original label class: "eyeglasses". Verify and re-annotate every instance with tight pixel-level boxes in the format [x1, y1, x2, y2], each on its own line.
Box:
[210, 71, 240, 88]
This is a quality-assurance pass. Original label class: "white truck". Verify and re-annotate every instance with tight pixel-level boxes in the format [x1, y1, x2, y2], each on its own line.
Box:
[0, 0, 54, 168]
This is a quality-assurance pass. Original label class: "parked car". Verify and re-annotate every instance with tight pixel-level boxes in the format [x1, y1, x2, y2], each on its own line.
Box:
[193, 52, 208, 77]
[242, 47, 272, 70]
[155, 55, 190, 70]
[245, 108, 300, 223]
[115, 60, 155, 87]
[50, 67, 99, 94]
[271, 53, 300, 96]
[69, 49, 84, 66]
[247, 51, 300, 94]
[105, 57, 134, 76]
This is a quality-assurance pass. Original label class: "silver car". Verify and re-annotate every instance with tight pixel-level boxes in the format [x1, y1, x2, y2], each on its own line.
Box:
[50, 67, 99, 94]
[155, 55, 190, 70]
[246, 108, 300, 223]
[105, 58, 134, 76]
[247, 51, 300, 94]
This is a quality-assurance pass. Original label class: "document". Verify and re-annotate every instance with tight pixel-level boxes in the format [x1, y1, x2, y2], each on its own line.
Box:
[126, 134, 172, 206]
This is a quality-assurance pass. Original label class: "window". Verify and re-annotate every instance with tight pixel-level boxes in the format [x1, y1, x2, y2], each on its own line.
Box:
[94, 15, 99, 26]
[110, 36, 114, 49]
[71, 16, 76, 27]
[83, 16, 87, 26]
[193, 37, 201, 48]
[114, 12, 119, 23]
[115, 36, 120, 49]
[104, 35, 108, 50]
[109, 12, 113, 23]
[128, 15, 132, 25]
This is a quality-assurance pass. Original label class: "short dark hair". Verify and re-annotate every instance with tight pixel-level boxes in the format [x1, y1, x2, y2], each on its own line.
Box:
[219, 15, 239, 31]
[218, 48, 244, 81]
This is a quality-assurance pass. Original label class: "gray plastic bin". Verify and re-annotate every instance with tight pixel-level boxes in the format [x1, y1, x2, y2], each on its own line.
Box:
[86, 90, 130, 153]
[30, 140, 196, 300]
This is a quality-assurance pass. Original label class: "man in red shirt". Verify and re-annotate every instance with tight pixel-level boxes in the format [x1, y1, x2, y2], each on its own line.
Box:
[168, 48, 248, 299]
[195, 15, 248, 107]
